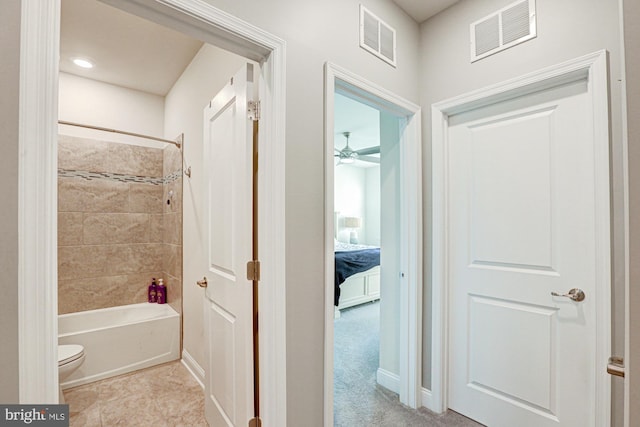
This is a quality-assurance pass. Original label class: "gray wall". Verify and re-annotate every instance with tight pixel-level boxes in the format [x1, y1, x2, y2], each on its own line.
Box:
[196, 1, 421, 424]
[0, 0, 21, 404]
[418, 0, 625, 422]
[623, 0, 640, 425]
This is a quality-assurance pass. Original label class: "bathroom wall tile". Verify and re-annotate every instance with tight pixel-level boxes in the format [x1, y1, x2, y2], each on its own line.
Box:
[123, 272, 157, 304]
[58, 212, 83, 246]
[59, 178, 129, 213]
[83, 213, 150, 245]
[163, 212, 182, 245]
[162, 244, 182, 280]
[59, 246, 109, 281]
[110, 244, 164, 276]
[164, 273, 182, 314]
[163, 177, 182, 214]
[150, 214, 163, 243]
[163, 145, 182, 177]
[58, 135, 110, 172]
[59, 276, 119, 314]
[129, 183, 163, 214]
[58, 273, 161, 314]
[107, 143, 163, 178]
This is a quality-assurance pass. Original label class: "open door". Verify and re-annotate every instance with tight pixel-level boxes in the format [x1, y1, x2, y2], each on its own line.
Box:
[200, 63, 260, 427]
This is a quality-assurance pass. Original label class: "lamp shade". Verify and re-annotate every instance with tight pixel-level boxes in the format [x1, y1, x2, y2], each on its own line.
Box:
[343, 217, 361, 228]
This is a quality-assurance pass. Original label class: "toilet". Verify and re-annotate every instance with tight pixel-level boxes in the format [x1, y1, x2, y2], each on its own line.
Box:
[58, 344, 85, 403]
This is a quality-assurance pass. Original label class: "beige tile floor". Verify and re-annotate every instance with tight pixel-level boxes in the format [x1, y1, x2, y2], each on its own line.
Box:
[64, 361, 207, 427]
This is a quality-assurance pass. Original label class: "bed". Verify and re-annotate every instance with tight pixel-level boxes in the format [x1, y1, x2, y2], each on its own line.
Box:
[334, 241, 381, 314]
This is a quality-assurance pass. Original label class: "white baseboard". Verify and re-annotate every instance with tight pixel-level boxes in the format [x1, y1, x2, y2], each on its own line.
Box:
[376, 368, 400, 394]
[421, 387, 438, 412]
[181, 349, 205, 389]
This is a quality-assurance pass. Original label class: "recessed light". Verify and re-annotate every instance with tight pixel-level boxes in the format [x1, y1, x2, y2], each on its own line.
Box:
[72, 58, 94, 69]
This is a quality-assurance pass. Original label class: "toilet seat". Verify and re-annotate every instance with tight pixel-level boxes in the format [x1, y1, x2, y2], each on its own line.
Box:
[58, 344, 84, 366]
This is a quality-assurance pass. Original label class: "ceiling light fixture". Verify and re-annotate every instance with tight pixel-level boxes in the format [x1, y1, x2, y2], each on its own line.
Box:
[72, 58, 94, 69]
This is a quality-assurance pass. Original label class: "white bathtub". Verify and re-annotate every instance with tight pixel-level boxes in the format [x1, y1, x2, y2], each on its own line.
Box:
[58, 302, 180, 389]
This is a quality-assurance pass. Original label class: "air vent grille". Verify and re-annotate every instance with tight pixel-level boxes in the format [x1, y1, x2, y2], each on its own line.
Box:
[360, 5, 397, 67]
[470, 0, 536, 62]
[474, 15, 500, 56]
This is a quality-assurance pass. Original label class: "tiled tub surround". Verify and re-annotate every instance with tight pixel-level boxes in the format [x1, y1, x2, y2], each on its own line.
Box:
[162, 144, 183, 315]
[58, 135, 183, 315]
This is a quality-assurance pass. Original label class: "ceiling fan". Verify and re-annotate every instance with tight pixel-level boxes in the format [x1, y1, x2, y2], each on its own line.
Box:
[334, 132, 380, 165]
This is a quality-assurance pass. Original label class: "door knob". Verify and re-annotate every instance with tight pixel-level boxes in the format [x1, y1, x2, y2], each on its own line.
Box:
[196, 277, 208, 288]
[551, 288, 585, 302]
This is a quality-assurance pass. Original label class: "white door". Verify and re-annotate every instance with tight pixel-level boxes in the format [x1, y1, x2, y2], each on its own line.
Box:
[447, 78, 608, 426]
[202, 63, 256, 427]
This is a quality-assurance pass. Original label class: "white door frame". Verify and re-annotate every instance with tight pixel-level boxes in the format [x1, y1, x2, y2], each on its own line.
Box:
[19, 1, 287, 425]
[429, 50, 612, 425]
[323, 62, 423, 425]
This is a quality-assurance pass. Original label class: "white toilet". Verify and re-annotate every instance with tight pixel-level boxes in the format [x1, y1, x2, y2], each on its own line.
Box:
[58, 344, 85, 403]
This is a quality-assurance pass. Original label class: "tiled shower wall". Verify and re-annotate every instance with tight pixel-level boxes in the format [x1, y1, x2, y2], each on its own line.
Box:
[162, 145, 183, 315]
[58, 135, 182, 314]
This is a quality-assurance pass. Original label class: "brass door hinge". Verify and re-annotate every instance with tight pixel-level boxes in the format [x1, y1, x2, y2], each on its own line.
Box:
[247, 260, 261, 281]
[608, 356, 625, 378]
[248, 100, 261, 121]
[248, 417, 262, 427]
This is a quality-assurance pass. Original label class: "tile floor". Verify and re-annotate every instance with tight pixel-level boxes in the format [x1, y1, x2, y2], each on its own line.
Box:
[64, 361, 207, 427]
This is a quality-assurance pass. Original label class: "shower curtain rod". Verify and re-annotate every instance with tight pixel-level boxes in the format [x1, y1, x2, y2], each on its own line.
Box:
[58, 120, 182, 148]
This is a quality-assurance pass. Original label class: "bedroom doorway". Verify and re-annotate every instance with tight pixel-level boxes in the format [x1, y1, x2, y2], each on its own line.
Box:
[324, 63, 422, 426]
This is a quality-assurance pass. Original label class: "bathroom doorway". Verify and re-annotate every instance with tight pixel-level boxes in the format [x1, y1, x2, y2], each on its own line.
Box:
[20, 1, 286, 424]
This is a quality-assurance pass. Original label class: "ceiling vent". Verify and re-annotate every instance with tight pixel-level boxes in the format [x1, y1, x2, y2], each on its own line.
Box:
[470, 0, 536, 63]
[360, 5, 397, 67]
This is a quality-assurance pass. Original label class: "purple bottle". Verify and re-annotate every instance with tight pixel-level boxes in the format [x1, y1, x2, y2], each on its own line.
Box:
[157, 278, 167, 304]
[148, 278, 157, 303]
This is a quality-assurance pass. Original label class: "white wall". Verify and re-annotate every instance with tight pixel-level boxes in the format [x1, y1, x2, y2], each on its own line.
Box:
[58, 72, 165, 145]
[183, 3, 421, 423]
[163, 43, 246, 370]
[334, 165, 381, 245]
[364, 167, 381, 246]
[335, 166, 365, 243]
[419, 0, 625, 422]
[0, 0, 21, 403]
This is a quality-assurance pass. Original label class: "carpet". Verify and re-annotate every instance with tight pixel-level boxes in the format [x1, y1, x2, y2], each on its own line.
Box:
[333, 301, 483, 427]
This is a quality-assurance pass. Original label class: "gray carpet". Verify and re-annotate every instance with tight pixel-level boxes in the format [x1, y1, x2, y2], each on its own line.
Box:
[333, 301, 483, 427]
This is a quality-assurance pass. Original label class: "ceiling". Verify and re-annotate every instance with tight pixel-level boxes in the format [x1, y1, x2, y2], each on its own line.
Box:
[391, 0, 460, 23]
[334, 93, 380, 169]
[60, 0, 203, 96]
[60, 0, 458, 98]
[60, 0, 455, 161]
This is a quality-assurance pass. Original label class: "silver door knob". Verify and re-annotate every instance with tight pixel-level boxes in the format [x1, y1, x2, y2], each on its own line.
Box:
[196, 277, 208, 288]
[551, 288, 585, 302]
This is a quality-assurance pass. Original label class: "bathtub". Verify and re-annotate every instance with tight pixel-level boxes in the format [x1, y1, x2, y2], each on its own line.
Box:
[58, 302, 180, 389]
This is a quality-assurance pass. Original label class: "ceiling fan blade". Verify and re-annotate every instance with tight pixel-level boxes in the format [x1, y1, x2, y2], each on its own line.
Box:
[355, 146, 380, 156]
[359, 155, 380, 164]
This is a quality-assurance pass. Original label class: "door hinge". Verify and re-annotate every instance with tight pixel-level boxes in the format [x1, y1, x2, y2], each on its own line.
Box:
[248, 100, 261, 121]
[248, 417, 262, 427]
[608, 356, 625, 378]
[247, 260, 261, 281]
